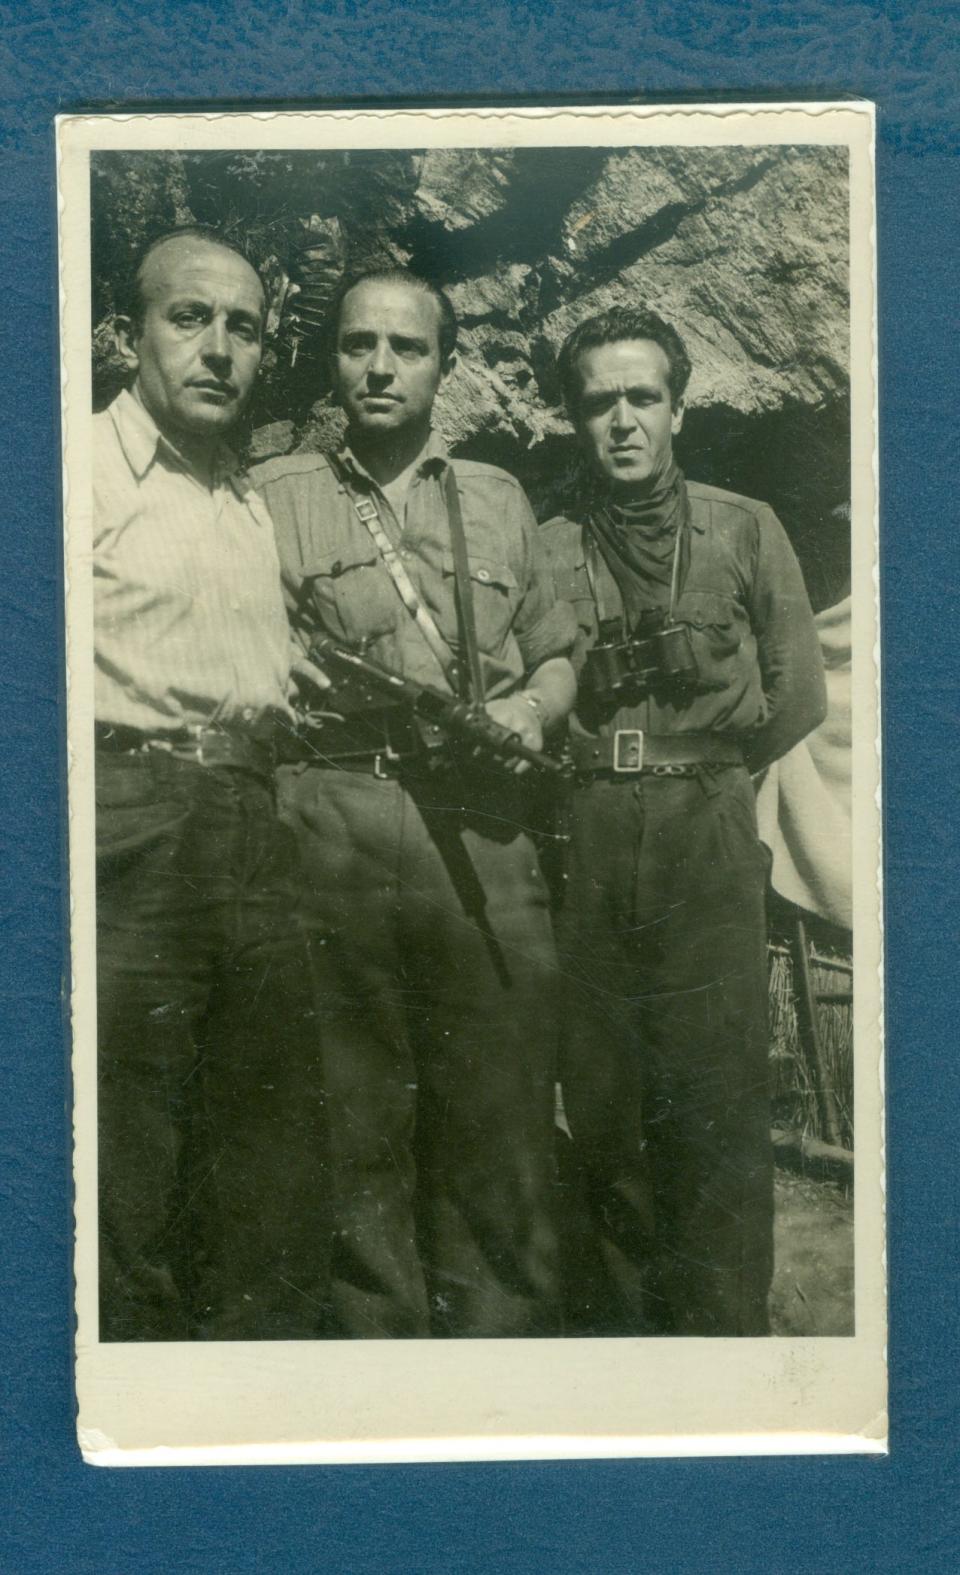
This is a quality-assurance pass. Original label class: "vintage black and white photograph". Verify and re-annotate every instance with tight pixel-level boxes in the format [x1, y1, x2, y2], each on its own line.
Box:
[61, 105, 883, 1461]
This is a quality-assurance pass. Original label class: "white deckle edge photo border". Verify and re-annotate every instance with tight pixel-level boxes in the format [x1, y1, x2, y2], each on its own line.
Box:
[59, 100, 884, 1465]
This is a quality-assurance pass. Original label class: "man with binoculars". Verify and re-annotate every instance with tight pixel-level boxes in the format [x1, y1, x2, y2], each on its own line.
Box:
[542, 307, 827, 1337]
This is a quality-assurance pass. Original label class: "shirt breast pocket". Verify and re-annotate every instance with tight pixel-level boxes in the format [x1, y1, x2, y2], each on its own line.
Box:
[553, 560, 595, 636]
[301, 547, 398, 646]
[441, 552, 521, 650]
[673, 589, 743, 659]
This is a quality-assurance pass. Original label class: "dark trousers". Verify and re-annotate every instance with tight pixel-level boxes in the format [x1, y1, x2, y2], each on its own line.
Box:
[278, 762, 561, 1339]
[96, 749, 329, 1341]
[556, 766, 773, 1337]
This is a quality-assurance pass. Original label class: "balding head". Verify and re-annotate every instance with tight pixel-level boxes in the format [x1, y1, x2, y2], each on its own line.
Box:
[115, 231, 265, 452]
[121, 226, 265, 333]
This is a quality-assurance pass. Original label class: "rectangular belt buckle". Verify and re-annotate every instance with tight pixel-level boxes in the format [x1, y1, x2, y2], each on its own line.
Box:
[354, 498, 379, 523]
[613, 728, 644, 773]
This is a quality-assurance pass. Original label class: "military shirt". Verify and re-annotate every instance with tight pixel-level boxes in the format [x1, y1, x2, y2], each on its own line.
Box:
[252, 430, 576, 699]
[540, 481, 827, 773]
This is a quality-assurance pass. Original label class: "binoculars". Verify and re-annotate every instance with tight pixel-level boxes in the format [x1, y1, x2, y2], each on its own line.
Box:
[581, 607, 700, 706]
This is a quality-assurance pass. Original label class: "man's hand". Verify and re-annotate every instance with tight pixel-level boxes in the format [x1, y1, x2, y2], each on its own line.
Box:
[484, 694, 544, 774]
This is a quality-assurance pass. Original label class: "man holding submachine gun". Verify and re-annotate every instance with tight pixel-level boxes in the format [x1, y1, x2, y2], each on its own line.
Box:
[254, 267, 577, 1340]
[291, 632, 574, 780]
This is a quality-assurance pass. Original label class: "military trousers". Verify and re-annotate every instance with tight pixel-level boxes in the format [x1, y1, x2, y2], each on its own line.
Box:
[96, 749, 329, 1341]
[556, 763, 773, 1337]
[278, 761, 561, 1339]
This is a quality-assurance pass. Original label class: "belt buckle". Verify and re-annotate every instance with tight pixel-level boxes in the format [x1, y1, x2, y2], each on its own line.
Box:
[354, 498, 379, 523]
[613, 728, 644, 773]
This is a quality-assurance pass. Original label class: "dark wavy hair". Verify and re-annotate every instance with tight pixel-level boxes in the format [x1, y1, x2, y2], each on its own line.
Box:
[557, 306, 692, 416]
[325, 267, 458, 362]
[116, 226, 267, 333]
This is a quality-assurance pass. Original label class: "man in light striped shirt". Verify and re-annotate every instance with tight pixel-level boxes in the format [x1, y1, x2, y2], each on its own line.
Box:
[93, 228, 329, 1341]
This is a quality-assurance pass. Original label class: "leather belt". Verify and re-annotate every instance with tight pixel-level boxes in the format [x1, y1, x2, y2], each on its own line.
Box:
[569, 729, 743, 777]
[95, 719, 279, 780]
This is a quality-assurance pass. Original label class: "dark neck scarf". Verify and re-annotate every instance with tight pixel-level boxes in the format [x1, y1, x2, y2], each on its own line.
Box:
[586, 462, 690, 629]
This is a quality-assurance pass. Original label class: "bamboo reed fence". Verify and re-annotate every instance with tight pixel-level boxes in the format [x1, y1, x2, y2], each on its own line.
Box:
[768, 941, 853, 1150]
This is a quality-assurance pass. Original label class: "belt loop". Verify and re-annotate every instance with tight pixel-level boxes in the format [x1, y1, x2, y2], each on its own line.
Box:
[695, 764, 722, 799]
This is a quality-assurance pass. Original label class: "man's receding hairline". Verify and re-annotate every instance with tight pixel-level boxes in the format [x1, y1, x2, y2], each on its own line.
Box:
[137, 234, 265, 300]
[337, 276, 450, 352]
[339, 276, 444, 321]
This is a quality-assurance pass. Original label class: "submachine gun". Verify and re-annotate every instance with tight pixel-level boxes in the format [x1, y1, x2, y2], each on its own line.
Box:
[300, 634, 573, 781]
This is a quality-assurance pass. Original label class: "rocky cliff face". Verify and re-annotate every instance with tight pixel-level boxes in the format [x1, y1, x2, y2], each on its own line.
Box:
[91, 144, 851, 608]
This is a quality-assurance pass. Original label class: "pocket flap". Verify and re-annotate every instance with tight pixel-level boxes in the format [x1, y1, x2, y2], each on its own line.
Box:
[302, 547, 379, 580]
[553, 558, 589, 603]
[674, 589, 737, 630]
[441, 551, 518, 592]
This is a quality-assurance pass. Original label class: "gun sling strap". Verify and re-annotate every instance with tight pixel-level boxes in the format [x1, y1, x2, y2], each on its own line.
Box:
[443, 466, 486, 705]
[340, 462, 486, 705]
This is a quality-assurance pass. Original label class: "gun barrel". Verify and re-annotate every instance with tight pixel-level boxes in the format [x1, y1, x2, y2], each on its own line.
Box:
[311, 635, 409, 698]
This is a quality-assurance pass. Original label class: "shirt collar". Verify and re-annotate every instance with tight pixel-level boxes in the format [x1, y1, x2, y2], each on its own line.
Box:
[108, 387, 240, 484]
[336, 427, 450, 486]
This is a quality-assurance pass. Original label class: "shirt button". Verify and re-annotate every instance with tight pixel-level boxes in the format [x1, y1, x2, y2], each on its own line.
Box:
[242, 707, 255, 722]
[476, 568, 490, 583]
